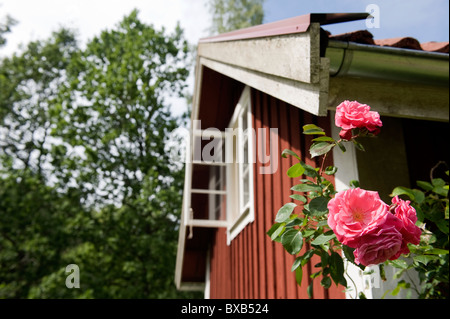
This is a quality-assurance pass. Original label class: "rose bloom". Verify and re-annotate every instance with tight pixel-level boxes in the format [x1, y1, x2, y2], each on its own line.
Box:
[353, 214, 404, 266]
[327, 188, 390, 248]
[391, 196, 422, 246]
[335, 100, 382, 140]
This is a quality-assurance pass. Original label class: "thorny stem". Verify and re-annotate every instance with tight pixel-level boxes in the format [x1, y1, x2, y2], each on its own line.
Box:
[430, 161, 448, 181]
[319, 151, 328, 177]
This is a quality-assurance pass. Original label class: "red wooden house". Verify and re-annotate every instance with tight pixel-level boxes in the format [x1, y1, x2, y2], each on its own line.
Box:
[174, 13, 449, 299]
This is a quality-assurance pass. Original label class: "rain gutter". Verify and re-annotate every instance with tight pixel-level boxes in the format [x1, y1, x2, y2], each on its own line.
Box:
[325, 39, 449, 86]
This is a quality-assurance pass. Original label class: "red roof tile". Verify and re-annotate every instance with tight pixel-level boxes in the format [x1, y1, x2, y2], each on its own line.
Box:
[374, 37, 422, 50]
[328, 30, 449, 53]
[330, 30, 375, 45]
[421, 41, 449, 53]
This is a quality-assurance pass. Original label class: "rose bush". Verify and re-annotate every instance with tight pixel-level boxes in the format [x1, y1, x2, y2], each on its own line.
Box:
[268, 99, 448, 298]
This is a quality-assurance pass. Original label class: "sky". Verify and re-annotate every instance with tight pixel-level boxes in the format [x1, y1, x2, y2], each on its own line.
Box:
[1, 0, 449, 115]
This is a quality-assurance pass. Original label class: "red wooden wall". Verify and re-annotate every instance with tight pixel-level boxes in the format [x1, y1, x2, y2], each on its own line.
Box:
[209, 88, 345, 299]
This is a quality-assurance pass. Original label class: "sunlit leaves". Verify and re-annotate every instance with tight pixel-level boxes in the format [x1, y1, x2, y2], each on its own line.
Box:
[309, 142, 335, 158]
[281, 229, 303, 255]
[303, 124, 325, 135]
[275, 203, 297, 223]
[287, 163, 305, 178]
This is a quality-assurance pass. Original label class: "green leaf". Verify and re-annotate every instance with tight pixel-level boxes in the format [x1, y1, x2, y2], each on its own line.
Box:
[435, 219, 449, 235]
[281, 149, 301, 160]
[349, 180, 359, 188]
[267, 223, 285, 241]
[379, 264, 386, 281]
[292, 257, 302, 272]
[324, 166, 338, 175]
[281, 229, 303, 255]
[312, 136, 335, 142]
[359, 292, 367, 299]
[416, 180, 433, 191]
[291, 183, 322, 193]
[336, 141, 346, 152]
[433, 186, 449, 197]
[413, 254, 439, 265]
[329, 251, 345, 286]
[431, 178, 448, 197]
[275, 202, 297, 223]
[424, 248, 449, 255]
[390, 186, 415, 200]
[309, 142, 335, 158]
[307, 282, 314, 298]
[411, 189, 425, 204]
[301, 162, 320, 178]
[285, 217, 302, 228]
[342, 245, 354, 262]
[303, 124, 325, 135]
[290, 194, 307, 203]
[295, 267, 303, 286]
[308, 196, 329, 216]
[287, 163, 305, 178]
[321, 276, 332, 289]
[432, 178, 446, 187]
[311, 233, 336, 246]
[352, 139, 365, 151]
[389, 259, 409, 269]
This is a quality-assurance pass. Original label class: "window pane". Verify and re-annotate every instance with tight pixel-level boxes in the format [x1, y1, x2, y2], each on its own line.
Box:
[190, 162, 226, 222]
[243, 139, 248, 164]
[190, 192, 227, 221]
[242, 163, 249, 207]
[242, 107, 248, 131]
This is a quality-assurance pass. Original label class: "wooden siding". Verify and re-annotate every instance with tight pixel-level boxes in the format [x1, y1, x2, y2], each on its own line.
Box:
[209, 88, 345, 299]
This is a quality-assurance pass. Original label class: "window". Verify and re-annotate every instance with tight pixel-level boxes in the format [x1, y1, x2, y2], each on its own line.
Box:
[183, 86, 254, 244]
[226, 86, 254, 243]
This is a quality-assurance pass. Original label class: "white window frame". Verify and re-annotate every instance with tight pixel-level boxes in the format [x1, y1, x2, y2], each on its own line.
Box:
[226, 86, 255, 244]
[184, 127, 229, 228]
[182, 86, 255, 244]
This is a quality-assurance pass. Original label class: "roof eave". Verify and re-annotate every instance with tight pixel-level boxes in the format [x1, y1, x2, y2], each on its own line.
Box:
[199, 12, 369, 43]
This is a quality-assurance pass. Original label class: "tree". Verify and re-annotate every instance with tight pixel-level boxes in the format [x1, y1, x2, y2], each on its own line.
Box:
[0, 10, 201, 298]
[207, 0, 265, 35]
[0, 12, 17, 47]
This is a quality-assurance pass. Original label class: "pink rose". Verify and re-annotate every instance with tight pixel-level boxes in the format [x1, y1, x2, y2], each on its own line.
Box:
[339, 129, 353, 141]
[353, 217, 403, 266]
[391, 196, 422, 246]
[327, 188, 390, 248]
[335, 100, 382, 134]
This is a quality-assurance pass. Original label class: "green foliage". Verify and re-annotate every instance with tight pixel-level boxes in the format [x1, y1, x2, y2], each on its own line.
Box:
[0, 10, 200, 299]
[0, 13, 17, 47]
[268, 139, 349, 294]
[207, 0, 265, 34]
[386, 169, 449, 299]
[268, 121, 449, 299]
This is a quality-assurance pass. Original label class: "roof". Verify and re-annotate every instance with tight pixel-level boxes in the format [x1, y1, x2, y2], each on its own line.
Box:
[199, 12, 370, 43]
[200, 12, 449, 54]
[327, 29, 449, 53]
